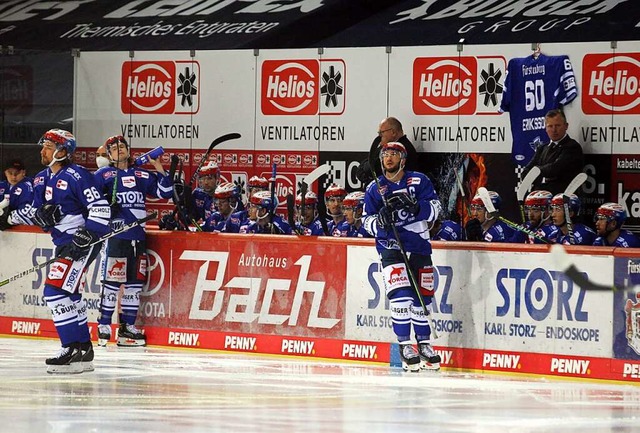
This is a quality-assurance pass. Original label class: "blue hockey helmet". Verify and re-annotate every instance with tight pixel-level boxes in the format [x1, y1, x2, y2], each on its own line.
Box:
[343, 191, 365, 210]
[524, 190, 553, 209]
[250, 190, 277, 211]
[214, 182, 241, 200]
[39, 129, 76, 155]
[551, 193, 581, 215]
[379, 142, 407, 160]
[595, 202, 626, 228]
[471, 190, 501, 210]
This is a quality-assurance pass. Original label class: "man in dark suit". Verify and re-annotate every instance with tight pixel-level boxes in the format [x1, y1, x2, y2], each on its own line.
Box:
[356, 117, 418, 185]
[521, 109, 584, 195]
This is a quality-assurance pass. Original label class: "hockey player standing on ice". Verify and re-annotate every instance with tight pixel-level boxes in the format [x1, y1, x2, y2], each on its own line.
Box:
[464, 191, 515, 242]
[324, 184, 346, 236]
[548, 193, 595, 245]
[94, 135, 173, 347]
[295, 191, 325, 236]
[362, 142, 441, 372]
[202, 182, 243, 232]
[337, 191, 370, 238]
[507, 190, 558, 244]
[30, 129, 111, 374]
[239, 190, 292, 234]
[593, 202, 640, 247]
[0, 159, 35, 230]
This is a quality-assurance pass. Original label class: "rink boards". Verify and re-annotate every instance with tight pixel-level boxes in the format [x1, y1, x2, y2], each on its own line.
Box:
[1, 226, 640, 382]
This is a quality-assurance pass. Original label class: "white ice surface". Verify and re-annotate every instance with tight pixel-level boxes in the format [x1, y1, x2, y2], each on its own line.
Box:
[1, 337, 639, 433]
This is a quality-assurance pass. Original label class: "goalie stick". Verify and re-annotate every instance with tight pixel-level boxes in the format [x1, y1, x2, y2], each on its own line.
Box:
[0, 212, 158, 288]
[549, 244, 619, 291]
[477, 187, 549, 243]
[297, 164, 332, 234]
[562, 173, 588, 245]
[188, 133, 241, 187]
[367, 154, 439, 341]
[516, 166, 541, 223]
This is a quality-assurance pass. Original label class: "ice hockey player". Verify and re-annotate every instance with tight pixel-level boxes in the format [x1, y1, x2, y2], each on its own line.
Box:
[593, 202, 640, 247]
[508, 190, 558, 243]
[0, 158, 35, 230]
[239, 190, 292, 234]
[94, 135, 173, 347]
[464, 191, 515, 242]
[337, 191, 370, 237]
[202, 182, 243, 232]
[324, 184, 346, 236]
[429, 216, 463, 241]
[192, 161, 220, 222]
[294, 191, 325, 236]
[362, 141, 442, 372]
[31, 129, 111, 373]
[549, 193, 595, 245]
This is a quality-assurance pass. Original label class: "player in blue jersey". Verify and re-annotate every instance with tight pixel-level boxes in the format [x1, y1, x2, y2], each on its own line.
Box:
[191, 162, 219, 223]
[464, 191, 515, 242]
[549, 193, 596, 245]
[239, 190, 292, 234]
[294, 191, 325, 236]
[30, 129, 111, 374]
[430, 217, 463, 241]
[0, 159, 35, 230]
[362, 142, 442, 372]
[94, 135, 173, 347]
[202, 182, 243, 232]
[507, 190, 558, 244]
[593, 202, 640, 247]
[337, 191, 370, 238]
[520, 109, 584, 195]
[324, 184, 346, 236]
[500, 54, 578, 166]
[223, 176, 268, 233]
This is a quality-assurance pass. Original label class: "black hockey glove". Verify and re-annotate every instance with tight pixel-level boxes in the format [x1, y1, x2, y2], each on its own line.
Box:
[159, 213, 178, 230]
[33, 204, 62, 229]
[377, 205, 395, 229]
[388, 193, 420, 215]
[0, 208, 11, 231]
[69, 227, 99, 260]
[465, 218, 483, 241]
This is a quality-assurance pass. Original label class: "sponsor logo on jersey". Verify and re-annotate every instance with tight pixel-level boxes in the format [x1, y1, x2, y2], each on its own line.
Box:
[121, 60, 200, 115]
[134, 170, 150, 179]
[48, 261, 69, 280]
[56, 179, 68, 190]
[121, 176, 136, 188]
[261, 59, 345, 115]
[45, 186, 53, 201]
[582, 53, 640, 114]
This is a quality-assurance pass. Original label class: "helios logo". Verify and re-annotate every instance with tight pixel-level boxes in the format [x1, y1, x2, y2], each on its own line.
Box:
[121, 60, 200, 114]
[261, 59, 345, 115]
[582, 53, 640, 114]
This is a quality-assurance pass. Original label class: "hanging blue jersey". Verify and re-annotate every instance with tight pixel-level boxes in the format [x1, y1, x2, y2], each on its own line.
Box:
[95, 165, 173, 241]
[500, 54, 577, 165]
[362, 171, 441, 255]
[32, 164, 111, 246]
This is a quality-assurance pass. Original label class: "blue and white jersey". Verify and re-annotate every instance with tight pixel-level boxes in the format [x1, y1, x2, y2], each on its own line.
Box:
[327, 219, 343, 237]
[95, 165, 172, 241]
[550, 223, 596, 245]
[432, 220, 463, 241]
[482, 219, 515, 243]
[593, 229, 640, 247]
[6, 177, 35, 225]
[225, 209, 248, 233]
[192, 188, 216, 222]
[296, 218, 325, 236]
[239, 215, 292, 235]
[362, 171, 441, 255]
[0, 180, 9, 197]
[33, 164, 111, 246]
[500, 54, 577, 166]
[202, 211, 228, 232]
[337, 220, 370, 238]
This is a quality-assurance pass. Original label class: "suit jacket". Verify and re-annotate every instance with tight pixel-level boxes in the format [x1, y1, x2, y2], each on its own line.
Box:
[522, 135, 584, 195]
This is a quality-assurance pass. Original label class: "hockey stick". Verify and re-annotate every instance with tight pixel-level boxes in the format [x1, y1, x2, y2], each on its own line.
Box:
[368, 155, 439, 340]
[517, 166, 541, 223]
[478, 187, 549, 243]
[0, 212, 158, 288]
[549, 244, 618, 291]
[302, 164, 332, 235]
[286, 193, 303, 235]
[188, 133, 241, 187]
[562, 173, 588, 245]
[268, 163, 277, 234]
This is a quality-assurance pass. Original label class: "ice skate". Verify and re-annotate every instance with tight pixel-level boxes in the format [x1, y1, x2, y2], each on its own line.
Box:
[45, 344, 83, 374]
[117, 323, 147, 347]
[418, 342, 441, 371]
[80, 341, 95, 372]
[97, 324, 111, 347]
[399, 343, 421, 372]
